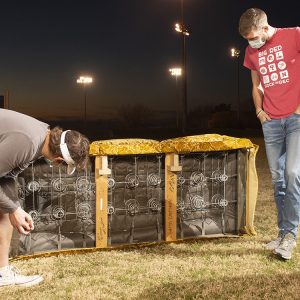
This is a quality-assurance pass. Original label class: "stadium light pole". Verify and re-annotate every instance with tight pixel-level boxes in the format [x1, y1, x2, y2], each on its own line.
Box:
[76, 76, 93, 121]
[230, 48, 241, 123]
[174, 0, 190, 134]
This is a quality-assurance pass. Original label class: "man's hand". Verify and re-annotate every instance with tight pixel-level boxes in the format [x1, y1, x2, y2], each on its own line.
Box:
[257, 110, 271, 124]
[9, 207, 34, 234]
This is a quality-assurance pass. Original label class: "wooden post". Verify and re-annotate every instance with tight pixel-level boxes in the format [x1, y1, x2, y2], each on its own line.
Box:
[95, 156, 111, 248]
[165, 153, 182, 242]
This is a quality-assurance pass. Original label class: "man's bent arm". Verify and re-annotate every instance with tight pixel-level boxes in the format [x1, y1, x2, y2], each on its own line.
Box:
[251, 70, 264, 113]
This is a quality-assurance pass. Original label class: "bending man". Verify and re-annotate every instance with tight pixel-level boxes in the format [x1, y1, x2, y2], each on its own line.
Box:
[0, 108, 90, 287]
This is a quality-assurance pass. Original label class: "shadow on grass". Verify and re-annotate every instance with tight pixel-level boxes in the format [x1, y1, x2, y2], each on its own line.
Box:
[133, 272, 300, 300]
[118, 238, 272, 259]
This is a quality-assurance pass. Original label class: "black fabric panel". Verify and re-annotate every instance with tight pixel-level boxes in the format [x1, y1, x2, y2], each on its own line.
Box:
[176, 150, 244, 238]
[106, 155, 165, 245]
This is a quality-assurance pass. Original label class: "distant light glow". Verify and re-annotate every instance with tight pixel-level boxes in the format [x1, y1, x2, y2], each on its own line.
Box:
[77, 76, 93, 84]
[175, 23, 181, 32]
[169, 68, 182, 76]
[174, 23, 190, 36]
[231, 48, 240, 58]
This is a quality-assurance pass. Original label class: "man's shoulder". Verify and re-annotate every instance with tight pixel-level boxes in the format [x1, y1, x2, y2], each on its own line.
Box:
[277, 27, 299, 35]
[244, 44, 256, 57]
[280, 27, 299, 30]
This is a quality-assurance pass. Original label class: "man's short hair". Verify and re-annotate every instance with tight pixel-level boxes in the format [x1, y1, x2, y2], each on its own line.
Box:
[239, 8, 268, 37]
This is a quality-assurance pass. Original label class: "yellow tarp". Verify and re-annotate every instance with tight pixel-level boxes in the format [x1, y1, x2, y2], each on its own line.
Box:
[90, 134, 255, 156]
[160, 134, 255, 153]
[89, 138, 161, 156]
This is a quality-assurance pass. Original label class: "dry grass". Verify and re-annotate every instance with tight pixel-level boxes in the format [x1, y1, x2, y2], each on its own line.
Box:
[3, 137, 300, 300]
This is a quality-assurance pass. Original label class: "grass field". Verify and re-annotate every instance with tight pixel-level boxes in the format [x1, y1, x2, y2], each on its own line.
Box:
[2, 137, 300, 300]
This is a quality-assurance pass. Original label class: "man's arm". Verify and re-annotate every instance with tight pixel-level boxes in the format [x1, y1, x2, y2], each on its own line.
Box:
[0, 178, 33, 234]
[251, 70, 271, 123]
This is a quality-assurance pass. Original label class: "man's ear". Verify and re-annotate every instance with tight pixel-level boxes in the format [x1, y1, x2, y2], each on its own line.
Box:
[262, 25, 269, 32]
[52, 157, 64, 163]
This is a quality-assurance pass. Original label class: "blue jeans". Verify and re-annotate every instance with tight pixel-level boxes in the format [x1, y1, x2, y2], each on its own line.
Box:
[262, 113, 300, 238]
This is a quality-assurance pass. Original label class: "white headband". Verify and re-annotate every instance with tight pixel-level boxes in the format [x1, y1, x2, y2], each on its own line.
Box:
[60, 130, 76, 175]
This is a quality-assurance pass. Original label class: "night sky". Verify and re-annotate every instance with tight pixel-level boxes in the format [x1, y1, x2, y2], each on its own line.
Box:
[0, 0, 299, 120]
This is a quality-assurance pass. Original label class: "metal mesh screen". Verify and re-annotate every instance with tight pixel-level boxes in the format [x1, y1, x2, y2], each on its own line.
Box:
[10, 160, 96, 256]
[10, 154, 165, 255]
[106, 154, 165, 245]
[176, 150, 246, 238]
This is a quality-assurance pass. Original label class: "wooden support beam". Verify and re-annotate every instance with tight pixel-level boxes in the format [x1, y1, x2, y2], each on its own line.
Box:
[167, 153, 182, 172]
[98, 156, 111, 175]
[95, 155, 110, 248]
[165, 153, 181, 242]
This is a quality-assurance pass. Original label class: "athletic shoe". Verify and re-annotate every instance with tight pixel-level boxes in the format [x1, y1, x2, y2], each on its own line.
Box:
[264, 235, 283, 250]
[0, 266, 43, 287]
[273, 233, 297, 260]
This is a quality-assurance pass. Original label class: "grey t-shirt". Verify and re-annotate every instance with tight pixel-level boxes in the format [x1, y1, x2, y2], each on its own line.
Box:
[0, 109, 49, 213]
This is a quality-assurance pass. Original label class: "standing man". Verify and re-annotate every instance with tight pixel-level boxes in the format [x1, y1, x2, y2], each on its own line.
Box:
[0, 109, 90, 286]
[239, 8, 300, 259]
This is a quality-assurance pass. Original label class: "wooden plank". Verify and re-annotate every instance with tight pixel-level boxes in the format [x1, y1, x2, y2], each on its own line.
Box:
[95, 156, 109, 248]
[165, 153, 180, 242]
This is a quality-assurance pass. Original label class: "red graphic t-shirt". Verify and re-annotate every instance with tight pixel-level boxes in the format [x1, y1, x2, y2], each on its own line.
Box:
[244, 27, 300, 118]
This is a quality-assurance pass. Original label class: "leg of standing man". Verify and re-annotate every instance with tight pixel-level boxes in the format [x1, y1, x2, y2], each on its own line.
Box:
[262, 118, 287, 250]
[273, 114, 300, 259]
[262, 114, 300, 259]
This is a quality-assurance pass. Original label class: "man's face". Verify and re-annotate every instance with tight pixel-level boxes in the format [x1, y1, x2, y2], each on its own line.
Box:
[244, 26, 269, 49]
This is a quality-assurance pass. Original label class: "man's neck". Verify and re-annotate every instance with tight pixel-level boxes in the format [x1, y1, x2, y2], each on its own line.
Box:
[41, 130, 51, 159]
[267, 26, 276, 41]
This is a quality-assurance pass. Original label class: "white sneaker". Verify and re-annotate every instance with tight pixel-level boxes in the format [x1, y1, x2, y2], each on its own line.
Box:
[264, 236, 283, 250]
[273, 233, 297, 260]
[0, 266, 43, 287]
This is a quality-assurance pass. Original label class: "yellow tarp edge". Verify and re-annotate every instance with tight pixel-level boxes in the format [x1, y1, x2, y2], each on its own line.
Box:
[10, 234, 240, 261]
[244, 144, 259, 235]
